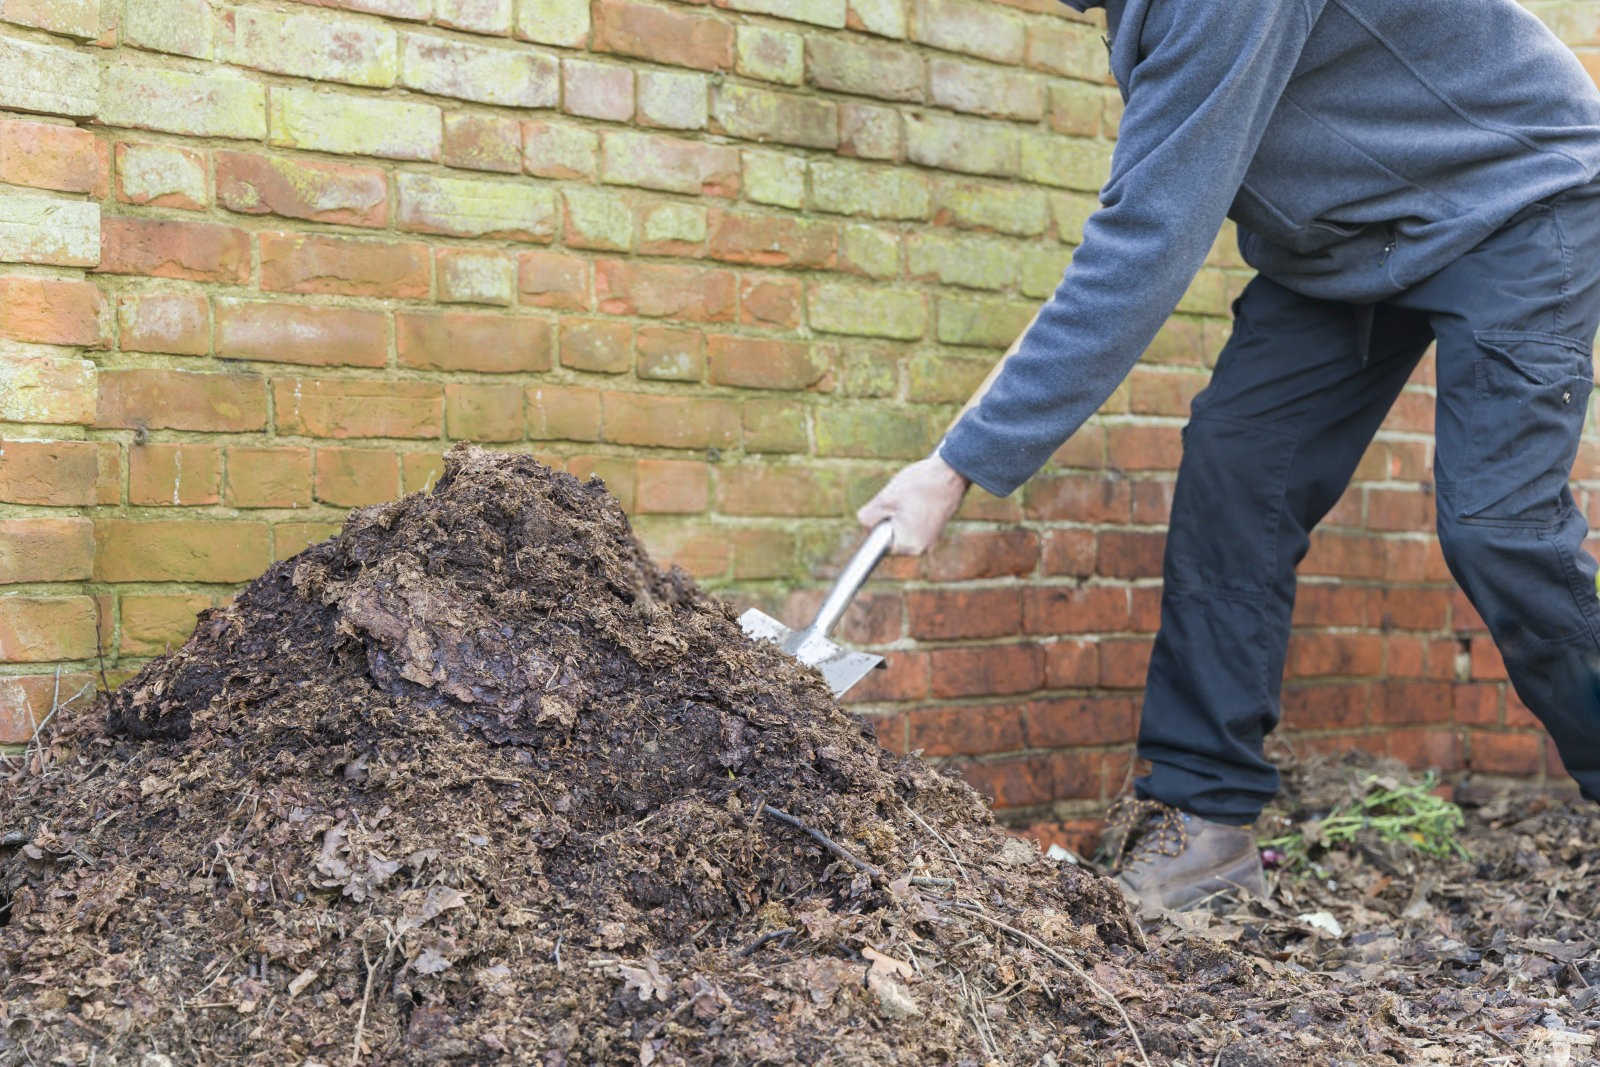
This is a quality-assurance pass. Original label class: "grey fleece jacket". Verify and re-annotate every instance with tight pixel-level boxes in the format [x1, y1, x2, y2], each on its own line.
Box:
[939, 0, 1600, 498]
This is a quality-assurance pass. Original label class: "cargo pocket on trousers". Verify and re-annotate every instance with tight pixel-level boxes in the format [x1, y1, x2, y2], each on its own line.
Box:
[1461, 330, 1594, 524]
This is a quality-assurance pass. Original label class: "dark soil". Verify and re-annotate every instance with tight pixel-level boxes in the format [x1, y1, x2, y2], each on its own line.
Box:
[2, 446, 1595, 1065]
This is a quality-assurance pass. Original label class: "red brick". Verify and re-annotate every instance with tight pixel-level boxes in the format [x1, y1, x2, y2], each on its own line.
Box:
[260, 232, 431, 299]
[1292, 583, 1373, 628]
[563, 57, 634, 121]
[706, 334, 825, 390]
[1126, 367, 1205, 417]
[568, 455, 637, 511]
[0, 276, 106, 346]
[928, 642, 1043, 698]
[1022, 585, 1129, 635]
[923, 529, 1038, 581]
[716, 465, 845, 516]
[97, 369, 267, 432]
[739, 274, 803, 328]
[1468, 730, 1542, 775]
[636, 325, 704, 381]
[712, 83, 837, 149]
[441, 112, 523, 174]
[94, 519, 271, 582]
[559, 317, 634, 373]
[1023, 473, 1131, 522]
[1097, 636, 1152, 688]
[1504, 690, 1539, 729]
[1374, 679, 1454, 725]
[729, 526, 797, 580]
[1386, 727, 1465, 773]
[518, 251, 589, 309]
[129, 443, 222, 505]
[315, 447, 401, 507]
[840, 649, 930, 703]
[636, 458, 709, 513]
[1366, 487, 1435, 531]
[1285, 632, 1386, 679]
[527, 384, 602, 442]
[0, 518, 93, 584]
[1450, 589, 1487, 633]
[120, 593, 210, 656]
[1301, 531, 1387, 580]
[274, 378, 443, 439]
[592, 0, 734, 71]
[707, 210, 837, 267]
[398, 310, 554, 373]
[956, 754, 1055, 808]
[782, 587, 902, 645]
[1452, 682, 1501, 726]
[445, 383, 525, 441]
[98, 217, 250, 283]
[118, 289, 209, 356]
[217, 300, 388, 368]
[225, 446, 312, 507]
[906, 587, 1021, 640]
[908, 702, 1026, 756]
[1129, 586, 1162, 632]
[1096, 530, 1164, 579]
[1106, 423, 1183, 471]
[1040, 528, 1095, 578]
[274, 521, 344, 561]
[0, 119, 106, 195]
[1043, 638, 1097, 688]
[216, 150, 389, 228]
[1469, 636, 1507, 680]
[1024, 695, 1135, 748]
[600, 390, 740, 452]
[0, 596, 99, 662]
[0, 441, 102, 507]
[595, 259, 736, 321]
[1280, 683, 1370, 730]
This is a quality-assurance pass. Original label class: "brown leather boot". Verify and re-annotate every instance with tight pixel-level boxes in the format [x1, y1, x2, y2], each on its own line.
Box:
[1103, 798, 1266, 915]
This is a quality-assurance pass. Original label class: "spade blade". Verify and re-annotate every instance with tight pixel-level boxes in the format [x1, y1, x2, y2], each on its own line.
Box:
[738, 608, 884, 699]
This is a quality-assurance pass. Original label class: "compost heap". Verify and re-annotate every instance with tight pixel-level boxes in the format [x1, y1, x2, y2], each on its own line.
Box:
[0, 446, 1587, 1066]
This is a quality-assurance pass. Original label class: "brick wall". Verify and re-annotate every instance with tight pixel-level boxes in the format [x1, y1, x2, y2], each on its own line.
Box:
[2, 0, 1598, 847]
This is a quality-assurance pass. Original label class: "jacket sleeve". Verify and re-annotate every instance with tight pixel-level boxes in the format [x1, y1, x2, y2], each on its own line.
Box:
[938, 0, 1314, 497]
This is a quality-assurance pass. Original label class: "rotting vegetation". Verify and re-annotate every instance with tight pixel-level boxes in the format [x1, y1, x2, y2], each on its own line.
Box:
[2, 446, 1596, 1065]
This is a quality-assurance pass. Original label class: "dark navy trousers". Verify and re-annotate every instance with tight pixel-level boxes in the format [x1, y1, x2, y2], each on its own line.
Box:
[1136, 182, 1600, 823]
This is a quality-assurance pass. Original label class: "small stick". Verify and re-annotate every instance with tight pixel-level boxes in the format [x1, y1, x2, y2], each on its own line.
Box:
[349, 930, 395, 1067]
[907, 807, 969, 882]
[940, 900, 1151, 1067]
[736, 927, 796, 957]
[761, 804, 886, 884]
[909, 876, 955, 888]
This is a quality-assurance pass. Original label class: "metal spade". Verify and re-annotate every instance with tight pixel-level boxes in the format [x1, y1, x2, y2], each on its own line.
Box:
[738, 520, 894, 697]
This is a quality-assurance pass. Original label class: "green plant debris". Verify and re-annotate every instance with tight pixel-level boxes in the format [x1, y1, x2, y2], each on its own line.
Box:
[1261, 772, 1469, 870]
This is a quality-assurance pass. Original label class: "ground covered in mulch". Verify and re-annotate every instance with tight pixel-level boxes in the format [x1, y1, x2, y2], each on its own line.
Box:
[1, 446, 1596, 1065]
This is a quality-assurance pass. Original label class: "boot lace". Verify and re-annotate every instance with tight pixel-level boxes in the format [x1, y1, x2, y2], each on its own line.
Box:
[1102, 796, 1190, 871]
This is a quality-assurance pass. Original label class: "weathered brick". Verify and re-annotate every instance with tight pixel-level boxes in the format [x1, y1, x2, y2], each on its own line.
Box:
[225, 446, 312, 508]
[559, 317, 633, 374]
[115, 142, 206, 210]
[707, 335, 826, 390]
[397, 310, 553, 373]
[0, 355, 96, 424]
[740, 274, 803, 328]
[0, 276, 107, 347]
[929, 57, 1045, 120]
[269, 86, 441, 161]
[0, 120, 107, 196]
[838, 224, 901, 279]
[637, 69, 709, 129]
[929, 643, 1043, 698]
[97, 368, 267, 432]
[907, 588, 1023, 641]
[445, 383, 525, 441]
[633, 523, 730, 578]
[907, 112, 1018, 177]
[716, 0, 843, 28]
[716, 465, 846, 516]
[229, 8, 396, 86]
[119, 593, 210, 656]
[516, 0, 590, 47]
[274, 520, 343, 560]
[712, 84, 836, 149]
[438, 248, 517, 306]
[562, 187, 635, 251]
[0, 35, 99, 117]
[593, 0, 734, 71]
[638, 200, 707, 255]
[601, 391, 740, 450]
[216, 299, 389, 368]
[0, 195, 99, 268]
[0, 518, 93, 584]
[839, 102, 901, 160]
[216, 151, 388, 228]
[436, 0, 514, 34]
[563, 57, 634, 121]
[908, 232, 1018, 290]
[934, 179, 1049, 236]
[736, 25, 803, 85]
[815, 405, 935, 458]
[0, 596, 98, 662]
[1025, 19, 1108, 80]
[274, 377, 443, 439]
[99, 65, 263, 138]
[835, 342, 899, 396]
[741, 397, 808, 452]
[443, 113, 524, 173]
[911, 0, 1024, 64]
[402, 32, 558, 106]
[397, 172, 556, 241]
[807, 282, 926, 340]
[0, 441, 102, 506]
[601, 130, 739, 196]
[1, 0, 100, 38]
[129, 442, 222, 505]
[315, 446, 401, 506]
[401, 451, 446, 492]
[847, 0, 905, 37]
[1021, 131, 1113, 190]
[635, 458, 709, 513]
[118, 290, 209, 356]
[806, 37, 923, 100]
[938, 295, 1035, 347]
[636, 325, 704, 381]
[260, 232, 431, 299]
[742, 149, 806, 208]
[124, 0, 213, 58]
[518, 250, 589, 308]
[99, 217, 249, 283]
[596, 259, 736, 321]
[707, 210, 835, 268]
[95, 519, 271, 582]
[527, 384, 601, 441]
[809, 160, 930, 220]
[523, 121, 598, 179]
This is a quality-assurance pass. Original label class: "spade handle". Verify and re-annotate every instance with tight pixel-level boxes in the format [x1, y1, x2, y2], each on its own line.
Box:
[808, 520, 895, 641]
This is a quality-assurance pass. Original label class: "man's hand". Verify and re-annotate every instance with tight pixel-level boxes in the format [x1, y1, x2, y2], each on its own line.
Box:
[856, 453, 971, 555]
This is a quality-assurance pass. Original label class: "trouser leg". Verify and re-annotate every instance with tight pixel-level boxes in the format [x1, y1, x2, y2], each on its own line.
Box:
[1395, 183, 1600, 802]
[1136, 277, 1433, 823]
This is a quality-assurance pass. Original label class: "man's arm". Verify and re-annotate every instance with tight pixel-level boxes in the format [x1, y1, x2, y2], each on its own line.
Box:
[935, 0, 1315, 499]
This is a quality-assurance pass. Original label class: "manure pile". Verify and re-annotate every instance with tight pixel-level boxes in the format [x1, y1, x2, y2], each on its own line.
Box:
[0, 447, 1559, 1065]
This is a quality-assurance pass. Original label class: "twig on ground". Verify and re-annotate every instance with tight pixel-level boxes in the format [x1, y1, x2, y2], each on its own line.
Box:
[909, 876, 955, 887]
[938, 898, 1152, 1067]
[907, 807, 969, 883]
[349, 926, 396, 1067]
[761, 804, 886, 884]
[736, 927, 796, 957]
